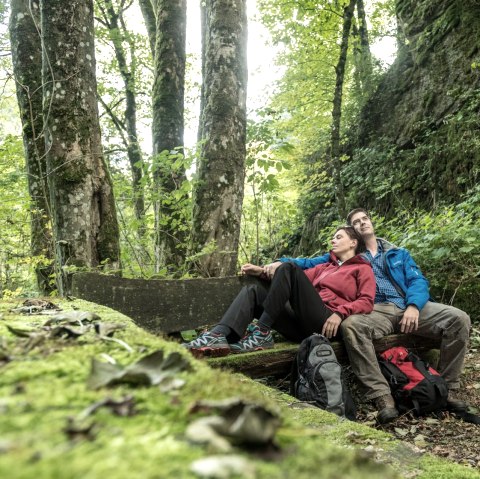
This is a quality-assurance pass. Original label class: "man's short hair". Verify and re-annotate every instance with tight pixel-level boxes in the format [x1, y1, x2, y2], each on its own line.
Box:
[346, 208, 369, 226]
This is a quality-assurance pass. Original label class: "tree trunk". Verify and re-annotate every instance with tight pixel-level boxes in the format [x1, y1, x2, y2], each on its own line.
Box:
[139, 0, 156, 57]
[9, 0, 54, 294]
[41, 0, 121, 295]
[99, 1, 146, 230]
[355, 0, 373, 97]
[329, 0, 356, 218]
[191, 0, 248, 277]
[151, 0, 187, 271]
[197, 2, 206, 143]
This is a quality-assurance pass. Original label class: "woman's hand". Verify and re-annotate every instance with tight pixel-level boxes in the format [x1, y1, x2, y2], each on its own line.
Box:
[321, 313, 342, 339]
[240, 263, 265, 277]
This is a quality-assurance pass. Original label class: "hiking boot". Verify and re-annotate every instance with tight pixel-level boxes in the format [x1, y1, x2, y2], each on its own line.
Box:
[375, 394, 399, 424]
[446, 390, 467, 411]
[230, 323, 274, 353]
[182, 331, 231, 358]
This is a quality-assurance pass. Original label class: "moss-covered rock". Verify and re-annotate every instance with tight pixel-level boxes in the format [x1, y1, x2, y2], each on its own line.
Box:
[0, 299, 477, 478]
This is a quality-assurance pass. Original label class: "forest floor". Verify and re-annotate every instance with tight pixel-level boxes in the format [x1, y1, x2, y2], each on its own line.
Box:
[267, 344, 480, 471]
[353, 348, 480, 469]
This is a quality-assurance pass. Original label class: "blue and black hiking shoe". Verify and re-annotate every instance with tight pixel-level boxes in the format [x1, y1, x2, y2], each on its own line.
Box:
[183, 331, 231, 358]
[230, 323, 274, 354]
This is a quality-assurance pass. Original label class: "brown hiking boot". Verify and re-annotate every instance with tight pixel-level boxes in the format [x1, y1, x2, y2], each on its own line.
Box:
[446, 390, 467, 411]
[375, 394, 399, 424]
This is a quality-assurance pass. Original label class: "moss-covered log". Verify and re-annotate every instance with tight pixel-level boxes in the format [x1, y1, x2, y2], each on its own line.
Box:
[0, 298, 476, 478]
[208, 336, 441, 379]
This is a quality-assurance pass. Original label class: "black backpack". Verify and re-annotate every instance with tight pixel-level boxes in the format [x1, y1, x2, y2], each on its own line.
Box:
[290, 334, 356, 420]
[378, 346, 448, 416]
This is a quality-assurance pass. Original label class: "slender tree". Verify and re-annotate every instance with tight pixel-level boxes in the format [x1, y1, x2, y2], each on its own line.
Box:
[329, 0, 356, 218]
[96, 0, 146, 230]
[138, 0, 156, 57]
[9, 0, 54, 293]
[355, 0, 373, 97]
[41, 0, 120, 295]
[191, 0, 248, 276]
[151, 0, 187, 270]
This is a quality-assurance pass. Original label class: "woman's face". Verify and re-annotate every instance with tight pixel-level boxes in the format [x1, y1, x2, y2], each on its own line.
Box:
[331, 229, 356, 256]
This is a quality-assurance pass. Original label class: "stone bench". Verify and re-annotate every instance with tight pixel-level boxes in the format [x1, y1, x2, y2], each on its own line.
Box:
[71, 272, 440, 377]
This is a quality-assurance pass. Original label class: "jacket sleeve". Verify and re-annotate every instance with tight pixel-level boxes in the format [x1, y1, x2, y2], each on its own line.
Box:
[401, 250, 430, 311]
[335, 265, 376, 318]
[278, 253, 330, 269]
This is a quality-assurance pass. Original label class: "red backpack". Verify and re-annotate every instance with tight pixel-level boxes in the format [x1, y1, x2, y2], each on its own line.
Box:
[378, 346, 448, 416]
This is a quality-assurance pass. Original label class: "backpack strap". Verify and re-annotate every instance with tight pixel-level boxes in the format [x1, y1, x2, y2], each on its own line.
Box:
[452, 409, 480, 425]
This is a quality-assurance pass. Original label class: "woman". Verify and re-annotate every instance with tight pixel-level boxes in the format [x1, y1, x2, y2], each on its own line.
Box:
[183, 226, 375, 357]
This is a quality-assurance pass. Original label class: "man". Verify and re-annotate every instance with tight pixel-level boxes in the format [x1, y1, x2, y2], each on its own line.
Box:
[267, 208, 471, 424]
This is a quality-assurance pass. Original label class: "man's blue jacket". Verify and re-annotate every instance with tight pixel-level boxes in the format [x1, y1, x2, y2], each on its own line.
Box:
[279, 238, 430, 311]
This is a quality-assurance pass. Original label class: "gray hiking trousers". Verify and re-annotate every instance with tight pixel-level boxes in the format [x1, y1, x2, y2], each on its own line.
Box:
[340, 302, 471, 400]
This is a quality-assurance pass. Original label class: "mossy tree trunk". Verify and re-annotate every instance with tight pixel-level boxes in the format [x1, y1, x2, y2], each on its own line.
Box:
[97, 1, 146, 235]
[190, 0, 248, 277]
[151, 0, 187, 271]
[9, 0, 54, 294]
[41, 0, 121, 295]
[329, 0, 356, 218]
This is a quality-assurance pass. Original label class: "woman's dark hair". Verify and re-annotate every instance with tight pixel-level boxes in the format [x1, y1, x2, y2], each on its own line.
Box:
[334, 225, 366, 254]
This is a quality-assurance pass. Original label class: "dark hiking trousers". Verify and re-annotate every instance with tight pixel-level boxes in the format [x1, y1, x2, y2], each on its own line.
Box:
[219, 262, 336, 342]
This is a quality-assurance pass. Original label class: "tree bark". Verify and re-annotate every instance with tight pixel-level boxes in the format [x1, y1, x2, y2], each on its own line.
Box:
[41, 0, 121, 295]
[9, 0, 54, 293]
[138, 0, 156, 58]
[329, 0, 356, 218]
[151, 0, 187, 271]
[99, 1, 146, 230]
[191, 0, 248, 277]
[355, 0, 373, 97]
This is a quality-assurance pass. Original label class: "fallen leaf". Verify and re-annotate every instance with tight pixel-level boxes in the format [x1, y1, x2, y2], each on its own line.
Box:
[186, 417, 232, 452]
[5, 325, 38, 338]
[63, 417, 97, 442]
[190, 455, 255, 479]
[78, 395, 136, 419]
[189, 398, 281, 447]
[413, 434, 428, 448]
[45, 311, 100, 325]
[158, 377, 186, 393]
[88, 350, 190, 389]
[394, 427, 409, 437]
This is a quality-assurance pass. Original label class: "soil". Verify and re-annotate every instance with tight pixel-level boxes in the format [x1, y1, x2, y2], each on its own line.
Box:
[355, 347, 480, 469]
[268, 346, 480, 470]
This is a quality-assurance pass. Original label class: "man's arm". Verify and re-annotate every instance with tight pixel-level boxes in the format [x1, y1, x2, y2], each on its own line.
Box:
[262, 253, 330, 279]
[277, 253, 330, 270]
[394, 249, 430, 333]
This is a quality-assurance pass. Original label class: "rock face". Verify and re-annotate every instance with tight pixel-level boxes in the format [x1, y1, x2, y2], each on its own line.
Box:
[350, 0, 479, 212]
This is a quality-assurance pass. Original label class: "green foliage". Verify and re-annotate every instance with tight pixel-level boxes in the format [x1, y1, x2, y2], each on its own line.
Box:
[0, 135, 38, 296]
[370, 187, 480, 320]
[113, 147, 194, 278]
[239, 115, 300, 265]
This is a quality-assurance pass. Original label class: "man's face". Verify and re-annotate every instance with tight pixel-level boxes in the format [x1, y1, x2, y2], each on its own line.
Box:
[350, 212, 375, 237]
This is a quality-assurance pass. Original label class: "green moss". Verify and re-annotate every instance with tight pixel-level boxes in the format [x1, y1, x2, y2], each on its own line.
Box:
[0, 299, 478, 479]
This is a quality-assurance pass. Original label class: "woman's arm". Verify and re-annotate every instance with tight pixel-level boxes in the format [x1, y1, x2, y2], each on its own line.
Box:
[335, 265, 376, 318]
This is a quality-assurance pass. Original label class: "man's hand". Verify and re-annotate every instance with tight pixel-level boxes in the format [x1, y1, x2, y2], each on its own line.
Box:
[263, 261, 282, 279]
[399, 305, 419, 333]
[321, 313, 342, 339]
